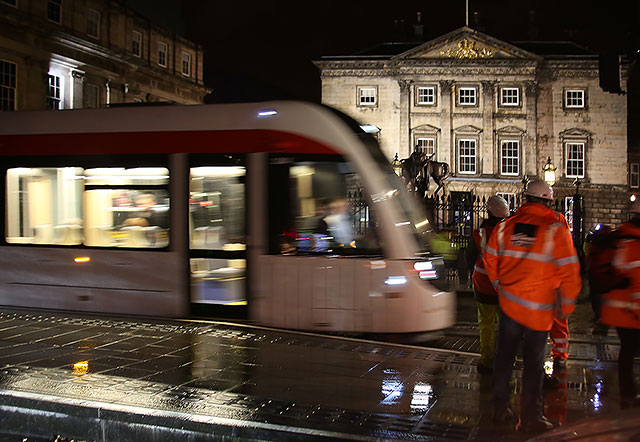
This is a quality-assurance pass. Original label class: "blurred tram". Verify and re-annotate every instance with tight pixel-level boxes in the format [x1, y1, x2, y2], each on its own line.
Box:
[0, 101, 455, 333]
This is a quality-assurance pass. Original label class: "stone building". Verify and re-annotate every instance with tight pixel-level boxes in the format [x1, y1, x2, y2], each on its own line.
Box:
[0, 0, 209, 111]
[315, 27, 634, 233]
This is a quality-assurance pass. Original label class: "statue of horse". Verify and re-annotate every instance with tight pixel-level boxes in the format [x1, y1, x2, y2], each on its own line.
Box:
[400, 151, 449, 198]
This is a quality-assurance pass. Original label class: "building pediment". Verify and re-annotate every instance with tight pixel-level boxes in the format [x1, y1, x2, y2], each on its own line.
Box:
[453, 125, 483, 134]
[496, 126, 526, 135]
[412, 124, 441, 133]
[559, 128, 592, 138]
[392, 27, 541, 61]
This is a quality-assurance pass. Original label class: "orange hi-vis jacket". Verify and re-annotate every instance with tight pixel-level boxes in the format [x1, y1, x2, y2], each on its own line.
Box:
[601, 221, 640, 329]
[483, 202, 582, 331]
[472, 226, 498, 297]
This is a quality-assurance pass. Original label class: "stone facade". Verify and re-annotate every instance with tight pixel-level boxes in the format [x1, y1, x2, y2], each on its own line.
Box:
[0, 0, 209, 111]
[315, 27, 635, 231]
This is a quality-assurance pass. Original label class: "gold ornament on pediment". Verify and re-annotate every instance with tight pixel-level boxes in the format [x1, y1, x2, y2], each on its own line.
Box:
[440, 39, 495, 59]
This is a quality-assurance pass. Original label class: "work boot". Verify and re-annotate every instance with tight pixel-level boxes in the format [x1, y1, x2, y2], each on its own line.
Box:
[515, 416, 554, 433]
[553, 357, 567, 371]
[492, 407, 513, 424]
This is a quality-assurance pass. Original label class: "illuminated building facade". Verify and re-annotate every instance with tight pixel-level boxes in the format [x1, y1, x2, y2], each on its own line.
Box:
[315, 27, 634, 229]
[0, 0, 208, 111]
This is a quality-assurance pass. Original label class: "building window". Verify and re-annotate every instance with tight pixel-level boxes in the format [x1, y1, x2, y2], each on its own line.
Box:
[47, 74, 61, 110]
[416, 137, 436, 157]
[357, 86, 377, 106]
[630, 163, 639, 188]
[87, 8, 100, 39]
[181, 51, 191, 76]
[500, 87, 520, 106]
[47, 0, 62, 23]
[500, 140, 520, 176]
[0, 59, 16, 111]
[458, 139, 477, 174]
[496, 192, 517, 213]
[158, 42, 168, 67]
[566, 142, 585, 178]
[132, 30, 142, 57]
[84, 83, 98, 109]
[416, 86, 436, 106]
[565, 89, 585, 109]
[458, 87, 477, 106]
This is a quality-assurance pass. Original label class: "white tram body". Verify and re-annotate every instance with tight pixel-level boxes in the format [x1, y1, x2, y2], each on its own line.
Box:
[0, 101, 455, 333]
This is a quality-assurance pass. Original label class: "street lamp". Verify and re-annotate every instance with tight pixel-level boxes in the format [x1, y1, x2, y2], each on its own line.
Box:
[543, 157, 556, 186]
[391, 153, 403, 177]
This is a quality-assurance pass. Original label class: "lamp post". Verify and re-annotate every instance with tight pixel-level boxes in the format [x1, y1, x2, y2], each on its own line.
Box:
[391, 153, 403, 177]
[572, 178, 584, 260]
[543, 157, 556, 187]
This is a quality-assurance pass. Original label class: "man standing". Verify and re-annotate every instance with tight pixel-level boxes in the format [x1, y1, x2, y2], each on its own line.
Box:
[484, 180, 581, 433]
[465, 195, 511, 374]
[600, 199, 640, 409]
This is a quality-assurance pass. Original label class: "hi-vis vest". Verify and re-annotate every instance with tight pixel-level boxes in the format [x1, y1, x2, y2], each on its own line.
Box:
[472, 226, 498, 296]
[483, 203, 581, 331]
[601, 222, 640, 329]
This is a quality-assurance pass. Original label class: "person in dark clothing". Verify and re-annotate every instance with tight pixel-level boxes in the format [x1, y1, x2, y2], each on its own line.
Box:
[465, 195, 511, 374]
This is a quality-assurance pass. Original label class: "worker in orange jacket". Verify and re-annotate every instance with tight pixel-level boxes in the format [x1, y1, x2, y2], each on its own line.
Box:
[465, 195, 511, 374]
[600, 199, 640, 409]
[484, 180, 581, 434]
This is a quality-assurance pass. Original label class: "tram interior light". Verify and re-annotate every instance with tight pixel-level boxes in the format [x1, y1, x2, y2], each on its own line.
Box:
[258, 110, 278, 117]
[74, 256, 91, 263]
[360, 124, 380, 134]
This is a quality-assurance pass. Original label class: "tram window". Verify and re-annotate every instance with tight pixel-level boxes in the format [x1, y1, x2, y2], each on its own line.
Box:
[83, 167, 170, 248]
[273, 160, 382, 255]
[6, 167, 84, 245]
[189, 167, 246, 251]
[190, 258, 246, 305]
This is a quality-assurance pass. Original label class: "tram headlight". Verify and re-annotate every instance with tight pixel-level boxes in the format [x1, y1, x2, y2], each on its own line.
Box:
[413, 261, 433, 271]
[413, 260, 438, 280]
[385, 276, 407, 286]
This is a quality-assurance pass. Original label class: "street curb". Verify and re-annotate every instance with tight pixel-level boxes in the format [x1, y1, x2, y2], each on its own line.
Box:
[0, 390, 371, 442]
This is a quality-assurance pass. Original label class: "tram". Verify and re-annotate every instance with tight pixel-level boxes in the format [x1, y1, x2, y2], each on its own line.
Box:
[0, 101, 455, 333]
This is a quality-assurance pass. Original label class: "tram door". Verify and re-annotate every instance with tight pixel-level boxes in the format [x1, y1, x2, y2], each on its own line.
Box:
[188, 157, 247, 317]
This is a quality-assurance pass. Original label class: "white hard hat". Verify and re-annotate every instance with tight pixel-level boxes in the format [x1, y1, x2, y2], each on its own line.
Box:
[525, 180, 554, 201]
[632, 199, 640, 214]
[486, 195, 510, 218]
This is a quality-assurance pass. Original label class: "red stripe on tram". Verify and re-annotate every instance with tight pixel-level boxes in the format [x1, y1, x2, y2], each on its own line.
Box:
[0, 130, 340, 156]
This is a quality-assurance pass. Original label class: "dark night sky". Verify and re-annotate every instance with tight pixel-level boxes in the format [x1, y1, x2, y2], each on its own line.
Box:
[124, 1, 640, 104]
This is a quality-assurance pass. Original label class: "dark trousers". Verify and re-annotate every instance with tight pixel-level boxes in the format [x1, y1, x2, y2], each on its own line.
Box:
[493, 310, 548, 422]
[616, 327, 640, 404]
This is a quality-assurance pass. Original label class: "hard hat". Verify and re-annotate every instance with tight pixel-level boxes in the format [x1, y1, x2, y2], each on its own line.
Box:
[525, 180, 553, 201]
[632, 199, 640, 214]
[486, 195, 510, 218]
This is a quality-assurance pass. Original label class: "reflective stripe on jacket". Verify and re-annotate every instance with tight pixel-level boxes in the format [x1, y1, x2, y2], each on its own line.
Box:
[601, 222, 640, 329]
[483, 202, 581, 331]
[472, 226, 498, 297]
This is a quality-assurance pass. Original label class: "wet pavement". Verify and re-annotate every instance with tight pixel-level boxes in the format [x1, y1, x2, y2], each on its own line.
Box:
[0, 292, 637, 442]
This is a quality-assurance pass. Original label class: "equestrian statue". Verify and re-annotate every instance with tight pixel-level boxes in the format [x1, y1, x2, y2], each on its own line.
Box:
[400, 151, 449, 199]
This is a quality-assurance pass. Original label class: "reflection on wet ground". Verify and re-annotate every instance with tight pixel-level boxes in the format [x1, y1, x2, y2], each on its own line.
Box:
[0, 305, 636, 441]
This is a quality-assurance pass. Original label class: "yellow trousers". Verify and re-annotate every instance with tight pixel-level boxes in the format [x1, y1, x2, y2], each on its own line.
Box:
[477, 302, 499, 368]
